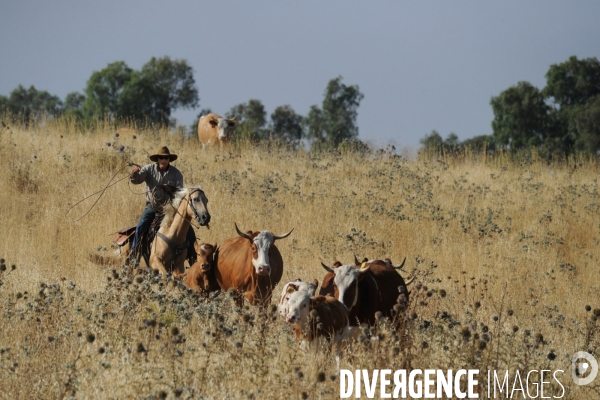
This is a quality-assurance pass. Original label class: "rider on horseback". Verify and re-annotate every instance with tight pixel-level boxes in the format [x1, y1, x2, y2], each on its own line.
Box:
[129, 146, 196, 264]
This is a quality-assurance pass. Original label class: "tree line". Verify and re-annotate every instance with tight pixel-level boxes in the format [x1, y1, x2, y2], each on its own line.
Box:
[422, 56, 600, 157]
[0, 57, 363, 148]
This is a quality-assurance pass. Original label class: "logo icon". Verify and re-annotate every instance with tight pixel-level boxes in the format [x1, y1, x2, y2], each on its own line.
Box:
[572, 351, 598, 386]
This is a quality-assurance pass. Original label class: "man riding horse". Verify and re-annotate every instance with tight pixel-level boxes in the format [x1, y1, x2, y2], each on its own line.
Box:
[129, 146, 197, 265]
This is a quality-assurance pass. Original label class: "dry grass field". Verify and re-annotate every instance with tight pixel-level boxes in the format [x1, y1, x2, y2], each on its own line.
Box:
[0, 117, 599, 399]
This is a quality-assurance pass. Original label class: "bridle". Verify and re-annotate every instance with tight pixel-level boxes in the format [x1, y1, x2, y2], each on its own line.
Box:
[168, 187, 209, 230]
[154, 187, 209, 258]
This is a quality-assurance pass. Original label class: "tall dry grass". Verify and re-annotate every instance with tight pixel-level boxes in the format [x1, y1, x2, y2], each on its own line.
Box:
[0, 117, 599, 399]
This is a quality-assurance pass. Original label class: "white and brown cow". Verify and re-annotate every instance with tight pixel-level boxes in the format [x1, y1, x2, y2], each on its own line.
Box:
[197, 113, 237, 148]
[278, 278, 319, 317]
[214, 223, 293, 308]
[285, 290, 350, 368]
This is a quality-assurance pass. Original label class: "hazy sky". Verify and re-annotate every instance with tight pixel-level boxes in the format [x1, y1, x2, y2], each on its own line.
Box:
[1, 1, 599, 149]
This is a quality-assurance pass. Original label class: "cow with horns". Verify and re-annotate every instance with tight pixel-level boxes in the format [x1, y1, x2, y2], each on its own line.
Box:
[214, 223, 293, 307]
[318, 256, 412, 327]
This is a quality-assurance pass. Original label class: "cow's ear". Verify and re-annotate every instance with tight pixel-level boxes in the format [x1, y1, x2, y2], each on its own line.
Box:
[228, 120, 238, 127]
[320, 262, 334, 273]
[310, 279, 319, 294]
[287, 283, 299, 293]
[333, 261, 342, 268]
[193, 241, 201, 255]
[311, 296, 326, 308]
[209, 119, 218, 127]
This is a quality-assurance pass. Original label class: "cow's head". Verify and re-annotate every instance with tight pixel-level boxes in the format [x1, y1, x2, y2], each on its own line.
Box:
[209, 117, 238, 142]
[278, 278, 319, 317]
[235, 223, 293, 276]
[285, 289, 312, 324]
[193, 242, 216, 272]
[320, 260, 371, 310]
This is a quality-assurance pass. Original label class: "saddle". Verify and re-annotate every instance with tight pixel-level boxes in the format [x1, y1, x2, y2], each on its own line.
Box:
[114, 226, 136, 246]
[113, 214, 164, 248]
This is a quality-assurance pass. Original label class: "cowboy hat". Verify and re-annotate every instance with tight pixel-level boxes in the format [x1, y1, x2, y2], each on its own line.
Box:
[149, 146, 178, 162]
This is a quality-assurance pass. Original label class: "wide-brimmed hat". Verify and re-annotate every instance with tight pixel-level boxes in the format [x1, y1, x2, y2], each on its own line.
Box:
[149, 146, 178, 162]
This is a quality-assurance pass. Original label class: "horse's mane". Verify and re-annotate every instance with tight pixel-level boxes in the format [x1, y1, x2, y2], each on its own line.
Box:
[160, 186, 202, 229]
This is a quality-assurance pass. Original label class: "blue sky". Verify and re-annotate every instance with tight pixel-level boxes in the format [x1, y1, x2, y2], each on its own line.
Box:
[1, 1, 599, 149]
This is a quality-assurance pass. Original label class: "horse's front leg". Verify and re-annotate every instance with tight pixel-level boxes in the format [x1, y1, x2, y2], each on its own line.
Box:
[173, 253, 187, 278]
[149, 254, 168, 275]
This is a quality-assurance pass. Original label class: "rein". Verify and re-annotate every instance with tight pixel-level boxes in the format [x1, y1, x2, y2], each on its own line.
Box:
[166, 188, 207, 230]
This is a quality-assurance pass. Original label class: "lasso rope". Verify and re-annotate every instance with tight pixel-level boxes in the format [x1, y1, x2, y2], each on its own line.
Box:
[64, 161, 141, 222]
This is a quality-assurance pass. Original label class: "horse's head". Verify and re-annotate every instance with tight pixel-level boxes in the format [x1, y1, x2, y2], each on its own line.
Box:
[187, 186, 211, 227]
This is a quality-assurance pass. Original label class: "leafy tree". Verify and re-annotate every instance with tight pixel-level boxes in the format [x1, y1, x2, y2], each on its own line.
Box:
[304, 105, 326, 142]
[64, 92, 85, 112]
[574, 94, 600, 154]
[270, 104, 303, 144]
[490, 81, 549, 150]
[420, 130, 463, 154]
[461, 135, 495, 152]
[83, 61, 133, 120]
[1, 85, 63, 122]
[543, 56, 600, 107]
[420, 130, 444, 152]
[83, 57, 199, 125]
[129, 56, 199, 124]
[542, 56, 600, 153]
[304, 76, 364, 147]
[226, 99, 266, 140]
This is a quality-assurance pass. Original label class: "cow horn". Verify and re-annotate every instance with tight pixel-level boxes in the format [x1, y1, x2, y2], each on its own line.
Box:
[320, 262, 335, 273]
[392, 257, 407, 270]
[273, 228, 294, 241]
[234, 223, 253, 240]
[359, 263, 371, 274]
[354, 254, 361, 266]
[405, 275, 416, 285]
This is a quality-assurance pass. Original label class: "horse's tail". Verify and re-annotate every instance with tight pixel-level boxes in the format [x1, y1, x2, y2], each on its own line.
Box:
[87, 250, 123, 267]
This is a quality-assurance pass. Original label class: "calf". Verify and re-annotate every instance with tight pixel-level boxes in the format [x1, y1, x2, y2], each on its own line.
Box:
[286, 291, 350, 368]
[184, 243, 219, 295]
[278, 278, 318, 317]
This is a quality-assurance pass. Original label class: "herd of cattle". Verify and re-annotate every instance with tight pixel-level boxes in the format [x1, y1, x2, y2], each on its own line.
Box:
[181, 223, 415, 355]
[114, 117, 417, 356]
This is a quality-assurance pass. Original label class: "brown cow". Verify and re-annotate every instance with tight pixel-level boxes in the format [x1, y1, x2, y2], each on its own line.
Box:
[319, 258, 410, 328]
[197, 113, 237, 148]
[214, 223, 293, 307]
[184, 242, 219, 295]
[285, 291, 350, 369]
